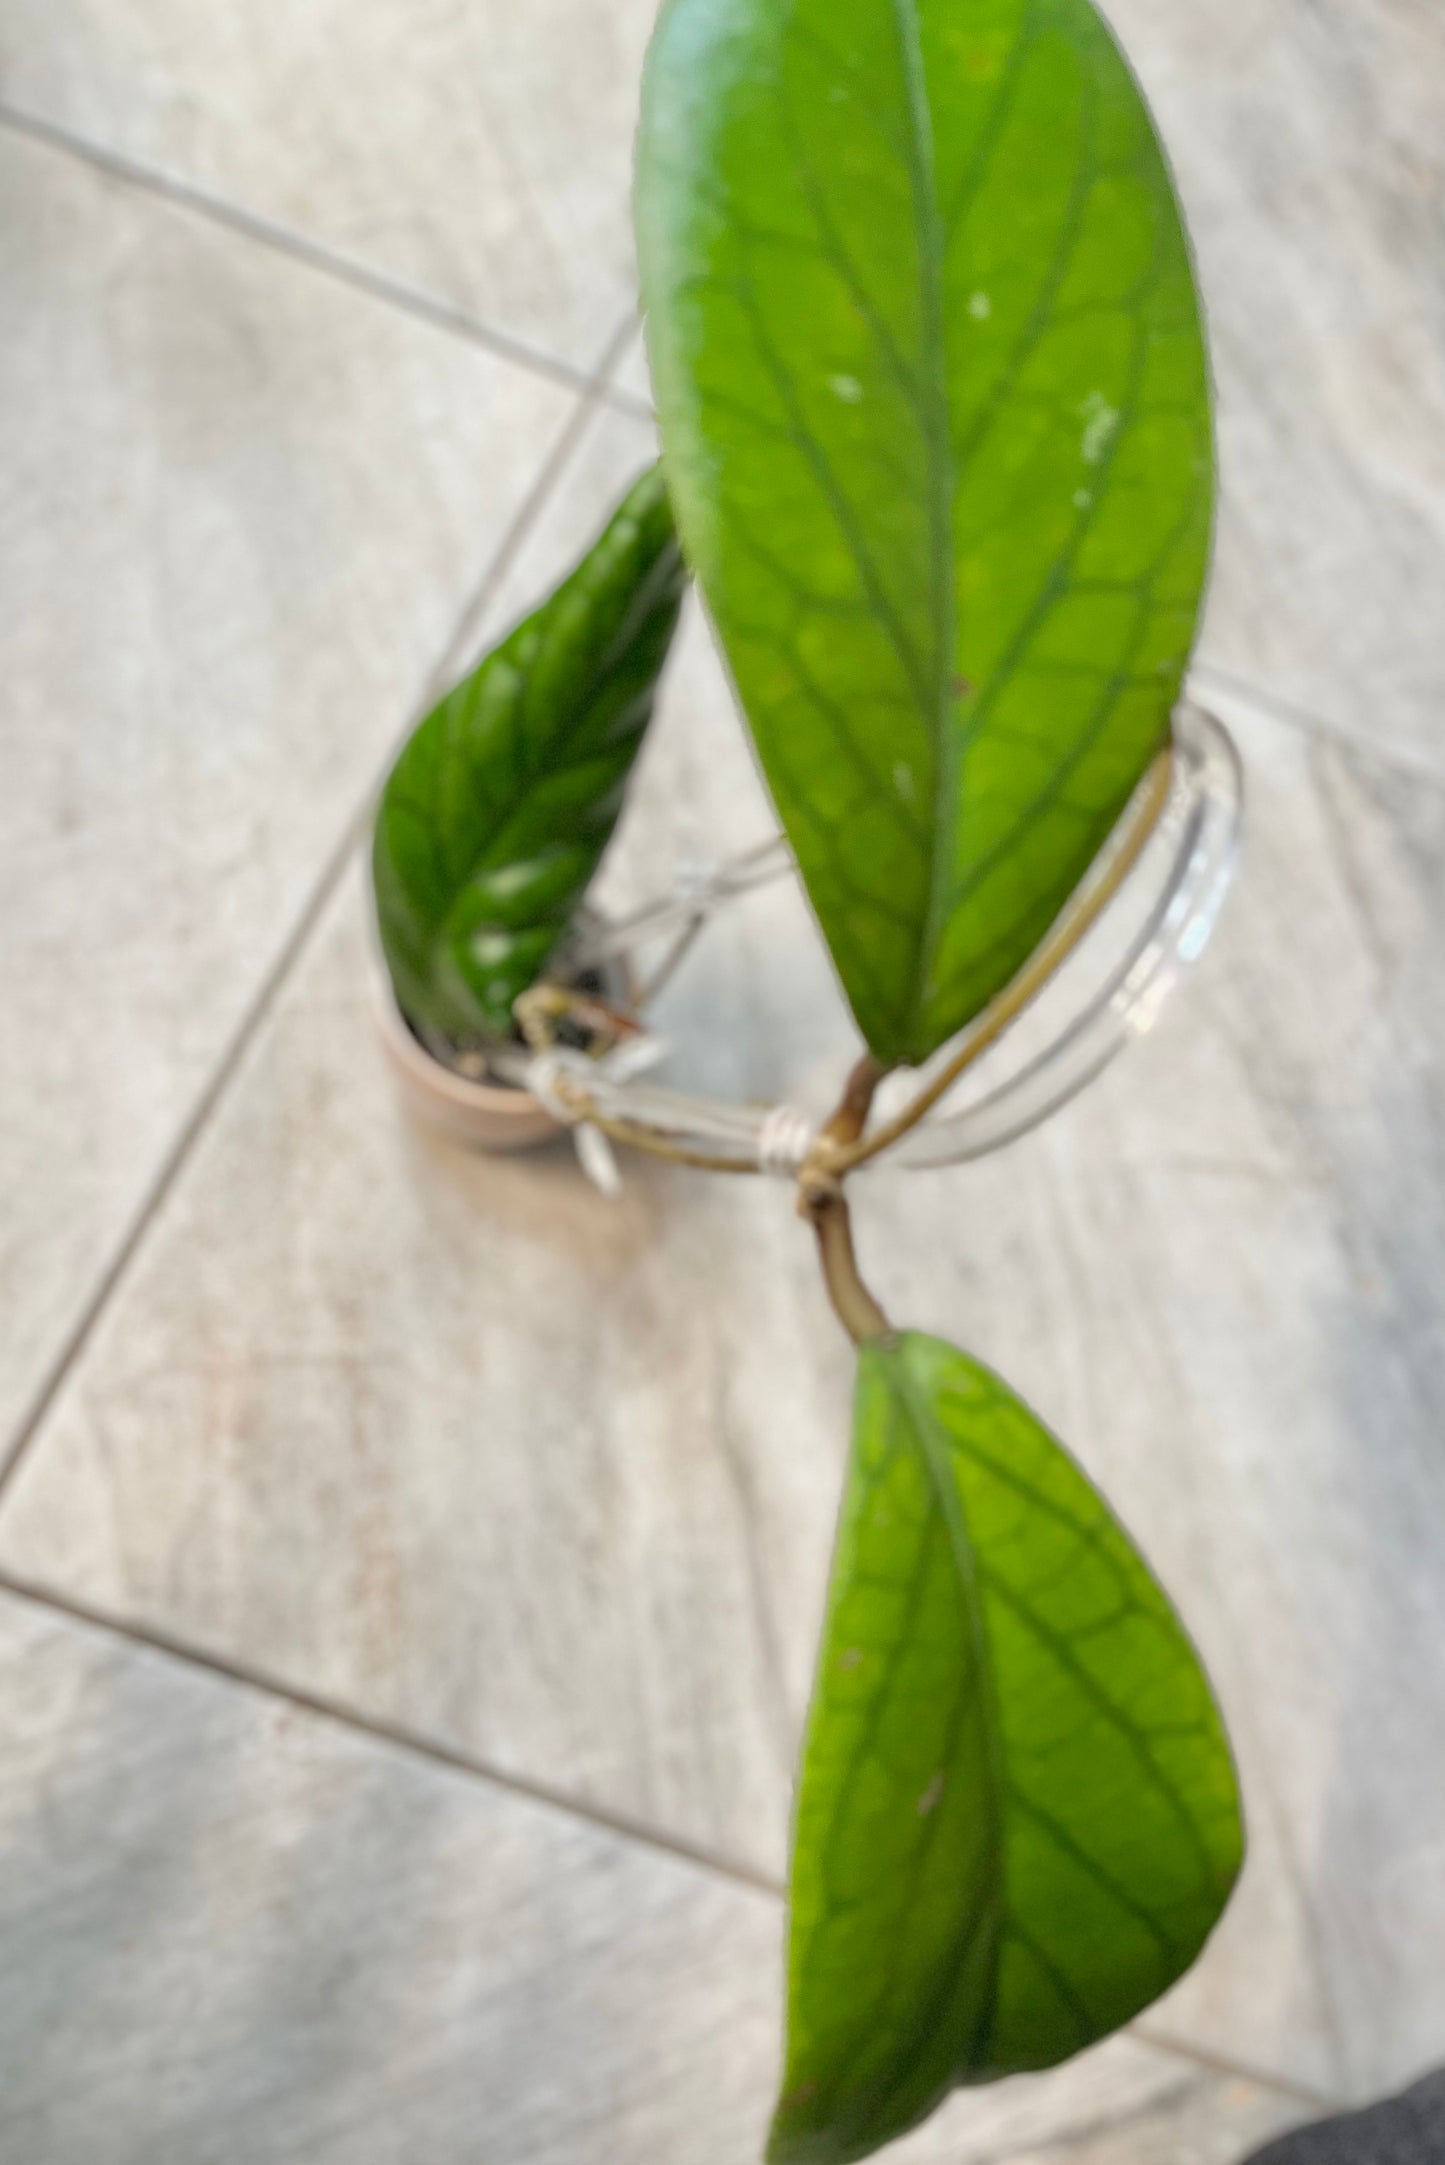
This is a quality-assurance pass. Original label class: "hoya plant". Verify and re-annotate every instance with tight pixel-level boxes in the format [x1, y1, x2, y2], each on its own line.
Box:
[373, 0, 1242, 2157]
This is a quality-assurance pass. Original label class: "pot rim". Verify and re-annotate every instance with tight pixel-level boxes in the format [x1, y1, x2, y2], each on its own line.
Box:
[365, 918, 568, 1144]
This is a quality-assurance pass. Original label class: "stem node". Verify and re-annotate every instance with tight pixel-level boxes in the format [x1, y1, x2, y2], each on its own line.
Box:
[799, 1056, 893, 1345]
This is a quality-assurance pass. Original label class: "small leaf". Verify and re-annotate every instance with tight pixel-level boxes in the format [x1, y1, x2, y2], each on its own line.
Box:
[373, 466, 685, 1043]
[773, 1332, 1241, 2164]
[637, 0, 1213, 1067]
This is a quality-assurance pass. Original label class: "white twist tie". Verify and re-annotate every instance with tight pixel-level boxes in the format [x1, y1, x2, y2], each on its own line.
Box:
[757, 1102, 819, 1180]
[526, 1050, 583, 1126]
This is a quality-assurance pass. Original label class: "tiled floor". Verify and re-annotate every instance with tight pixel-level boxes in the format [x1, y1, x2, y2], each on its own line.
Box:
[0, 4, 1441, 2159]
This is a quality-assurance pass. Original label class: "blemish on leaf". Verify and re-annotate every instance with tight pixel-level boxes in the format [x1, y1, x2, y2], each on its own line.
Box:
[1079, 390, 1119, 465]
[917, 1772, 945, 1817]
[829, 374, 864, 405]
[952, 673, 974, 699]
[893, 761, 916, 802]
[781, 2082, 819, 2110]
[968, 291, 991, 320]
[838, 1646, 865, 1672]
[1073, 488, 1093, 510]
[470, 928, 514, 967]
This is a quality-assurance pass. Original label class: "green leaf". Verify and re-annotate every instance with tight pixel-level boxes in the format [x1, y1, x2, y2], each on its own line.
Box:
[773, 1332, 1241, 2164]
[372, 466, 685, 1044]
[636, 0, 1213, 1067]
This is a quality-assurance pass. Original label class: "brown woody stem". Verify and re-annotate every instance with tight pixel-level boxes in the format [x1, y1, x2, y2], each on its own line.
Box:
[528, 1067, 758, 1176]
[820, 1051, 888, 1149]
[801, 1181, 891, 1346]
[793, 1052, 893, 1343]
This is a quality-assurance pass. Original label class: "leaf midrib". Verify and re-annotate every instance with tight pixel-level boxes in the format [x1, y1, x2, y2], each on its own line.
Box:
[886, 0, 957, 1060]
[888, 1343, 1199, 2074]
[890, 1345, 1008, 2078]
[430, 532, 681, 954]
[781, 1353, 1004, 2158]
[909, 1348, 1227, 1970]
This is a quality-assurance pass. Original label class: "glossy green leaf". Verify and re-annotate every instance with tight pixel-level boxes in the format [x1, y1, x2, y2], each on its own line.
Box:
[637, 0, 1213, 1067]
[372, 466, 685, 1044]
[773, 1332, 1241, 2163]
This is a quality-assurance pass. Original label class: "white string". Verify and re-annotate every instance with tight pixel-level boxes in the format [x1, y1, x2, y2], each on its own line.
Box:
[570, 836, 794, 969]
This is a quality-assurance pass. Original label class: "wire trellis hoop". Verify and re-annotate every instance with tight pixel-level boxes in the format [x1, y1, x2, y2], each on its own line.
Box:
[497, 701, 1242, 1181]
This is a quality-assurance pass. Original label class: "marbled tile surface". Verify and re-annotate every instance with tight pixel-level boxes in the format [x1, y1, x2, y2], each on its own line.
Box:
[2, 5, 1440, 2154]
[1106, 0, 1445, 778]
[0, 0, 663, 373]
[3, 3, 1443, 767]
[0, 125, 576, 1458]
[6, 402, 1443, 2105]
[0, 1590, 1305, 2162]
[0, 408, 852, 1894]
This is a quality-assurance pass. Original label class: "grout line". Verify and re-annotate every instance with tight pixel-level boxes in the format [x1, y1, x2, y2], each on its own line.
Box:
[0, 97, 653, 422]
[0, 1553, 1341, 2118]
[0, 105, 1374, 2111]
[961, 2083, 1305, 2165]
[16, 107, 1423, 768]
[0, 348, 631, 1504]
[0, 1565, 784, 1902]
[1189, 657, 1445, 793]
[1133, 2021, 1343, 2115]
[4, 89, 1422, 770]
[421, 311, 643, 701]
[0, 90, 1379, 2137]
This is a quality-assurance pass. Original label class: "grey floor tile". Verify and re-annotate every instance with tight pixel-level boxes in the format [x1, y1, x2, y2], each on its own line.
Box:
[0, 0, 663, 375]
[0, 1589, 1303, 2163]
[1108, 0, 1445, 778]
[4, 3, 1440, 771]
[0, 4, 1434, 2154]
[4, 405, 1442, 2101]
[0, 406, 855, 1892]
[0, 126, 577, 1455]
[612, 322, 653, 416]
[0, 1588, 775, 2164]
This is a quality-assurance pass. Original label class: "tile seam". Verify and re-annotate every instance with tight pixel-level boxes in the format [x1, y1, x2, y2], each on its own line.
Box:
[0, 96, 653, 419]
[0, 1564, 1354, 2116]
[0, 353, 630, 1498]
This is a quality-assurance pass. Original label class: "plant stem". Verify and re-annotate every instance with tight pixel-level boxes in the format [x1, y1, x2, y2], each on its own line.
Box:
[820, 1051, 888, 1149]
[558, 1100, 760, 1177]
[586, 1113, 759, 1176]
[501, 1031, 759, 1175]
[796, 1053, 894, 1341]
[802, 1184, 891, 1345]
